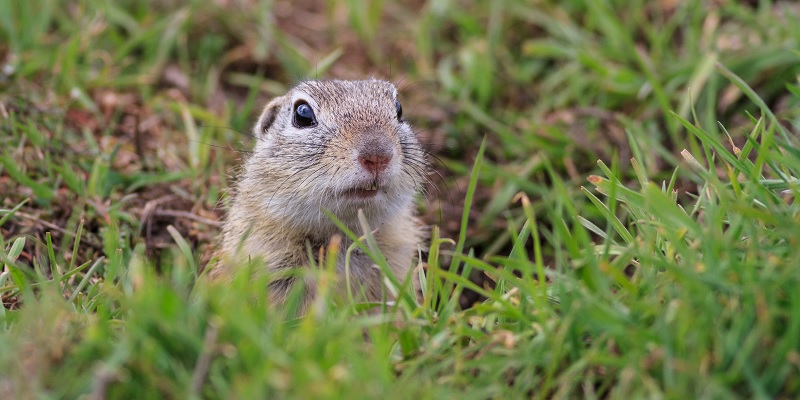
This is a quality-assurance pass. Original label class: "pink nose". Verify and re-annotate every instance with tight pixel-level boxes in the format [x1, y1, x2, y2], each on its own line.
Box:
[357, 134, 394, 175]
[359, 152, 392, 174]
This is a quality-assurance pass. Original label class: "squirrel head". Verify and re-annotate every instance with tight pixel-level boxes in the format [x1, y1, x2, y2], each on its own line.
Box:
[242, 79, 427, 234]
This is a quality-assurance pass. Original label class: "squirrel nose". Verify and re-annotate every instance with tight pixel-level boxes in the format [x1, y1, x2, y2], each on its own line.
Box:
[359, 152, 392, 174]
[357, 135, 394, 174]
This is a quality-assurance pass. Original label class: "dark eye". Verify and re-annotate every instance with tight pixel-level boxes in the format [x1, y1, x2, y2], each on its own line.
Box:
[395, 99, 403, 121]
[293, 101, 317, 128]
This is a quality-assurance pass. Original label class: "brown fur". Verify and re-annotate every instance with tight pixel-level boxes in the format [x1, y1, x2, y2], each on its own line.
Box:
[207, 79, 428, 312]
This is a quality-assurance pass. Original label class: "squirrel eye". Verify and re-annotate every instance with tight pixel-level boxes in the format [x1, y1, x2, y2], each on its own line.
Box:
[395, 99, 403, 121]
[293, 101, 317, 128]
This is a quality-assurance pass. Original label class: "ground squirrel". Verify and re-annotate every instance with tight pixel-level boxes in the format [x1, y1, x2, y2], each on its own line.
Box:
[207, 79, 428, 312]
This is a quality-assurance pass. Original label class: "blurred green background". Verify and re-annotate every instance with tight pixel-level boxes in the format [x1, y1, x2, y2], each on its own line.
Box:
[2, 0, 799, 259]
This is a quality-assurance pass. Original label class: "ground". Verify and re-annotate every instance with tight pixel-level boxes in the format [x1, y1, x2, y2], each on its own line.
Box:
[1, 0, 800, 398]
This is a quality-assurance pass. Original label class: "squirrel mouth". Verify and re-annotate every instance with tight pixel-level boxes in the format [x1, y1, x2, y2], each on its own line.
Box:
[343, 182, 381, 199]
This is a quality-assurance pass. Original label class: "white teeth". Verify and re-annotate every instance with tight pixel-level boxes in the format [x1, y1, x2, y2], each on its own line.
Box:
[362, 183, 378, 191]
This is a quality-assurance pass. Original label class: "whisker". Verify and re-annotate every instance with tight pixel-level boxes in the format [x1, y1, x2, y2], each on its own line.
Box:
[267, 162, 325, 209]
[189, 140, 252, 154]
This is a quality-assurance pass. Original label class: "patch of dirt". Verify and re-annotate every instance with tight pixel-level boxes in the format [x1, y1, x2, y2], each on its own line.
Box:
[125, 182, 223, 268]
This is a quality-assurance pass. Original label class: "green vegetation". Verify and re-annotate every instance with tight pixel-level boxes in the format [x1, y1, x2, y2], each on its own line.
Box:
[2, 0, 800, 398]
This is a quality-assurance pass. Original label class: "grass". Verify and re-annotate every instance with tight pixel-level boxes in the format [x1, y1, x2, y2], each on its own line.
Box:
[1, 0, 800, 398]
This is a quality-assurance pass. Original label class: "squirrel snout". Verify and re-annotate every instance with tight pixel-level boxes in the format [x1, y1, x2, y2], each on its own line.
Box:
[357, 135, 394, 175]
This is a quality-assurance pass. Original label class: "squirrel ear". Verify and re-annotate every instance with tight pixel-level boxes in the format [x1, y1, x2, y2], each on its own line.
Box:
[254, 96, 285, 138]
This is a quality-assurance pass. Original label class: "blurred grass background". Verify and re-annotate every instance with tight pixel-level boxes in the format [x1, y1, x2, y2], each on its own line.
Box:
[1, 0, 800, 398]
